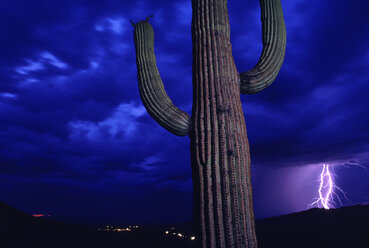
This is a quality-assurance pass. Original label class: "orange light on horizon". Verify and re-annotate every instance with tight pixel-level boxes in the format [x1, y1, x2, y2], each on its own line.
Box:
[32, 214, 51, 217]
[32, 214, 44, 217]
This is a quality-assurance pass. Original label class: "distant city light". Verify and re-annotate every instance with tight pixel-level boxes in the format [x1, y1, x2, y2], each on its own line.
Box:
[96, 224, 197, 243]
[114, 228, 131, 232]
[99, 225, 139, 232]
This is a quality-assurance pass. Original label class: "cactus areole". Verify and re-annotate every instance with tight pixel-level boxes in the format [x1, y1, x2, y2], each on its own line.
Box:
[132, 0, 286, 247]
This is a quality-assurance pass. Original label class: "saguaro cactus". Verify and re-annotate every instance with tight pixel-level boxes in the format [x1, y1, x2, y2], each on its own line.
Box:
[132, 0, 286, 247]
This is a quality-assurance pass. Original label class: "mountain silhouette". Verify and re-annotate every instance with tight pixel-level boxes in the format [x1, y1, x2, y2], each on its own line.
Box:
[256, 204, 369, 248]
[1, 201, 368, 247]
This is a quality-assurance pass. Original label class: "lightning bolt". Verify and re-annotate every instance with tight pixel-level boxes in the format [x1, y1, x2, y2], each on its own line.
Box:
[309, 162, 367, 210]
[310, 164, 347, 209]
[312, 164, 334, 209]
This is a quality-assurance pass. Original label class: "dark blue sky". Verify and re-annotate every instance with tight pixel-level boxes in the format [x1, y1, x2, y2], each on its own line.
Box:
[1, 0, 369, 225]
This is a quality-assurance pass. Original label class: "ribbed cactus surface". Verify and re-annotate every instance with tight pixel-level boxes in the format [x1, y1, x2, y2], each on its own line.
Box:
[132, 1, 286, 247]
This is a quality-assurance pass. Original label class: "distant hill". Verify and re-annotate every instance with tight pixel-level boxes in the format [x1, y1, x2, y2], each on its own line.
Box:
[256, 204, 369, 248]
[0, 201, 116, 248]
[1, 201, 368, 247]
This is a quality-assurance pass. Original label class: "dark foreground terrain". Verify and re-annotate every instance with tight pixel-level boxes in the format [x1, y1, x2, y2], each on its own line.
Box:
[1, 201, 368, 248]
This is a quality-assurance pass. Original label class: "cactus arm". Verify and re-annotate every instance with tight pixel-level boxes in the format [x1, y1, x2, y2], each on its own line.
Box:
[239, 0, 286, 95]
[133, 20, 191, 136]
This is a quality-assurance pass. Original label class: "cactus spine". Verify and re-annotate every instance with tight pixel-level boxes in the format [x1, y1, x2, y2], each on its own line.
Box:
[132, 0, 286, 247]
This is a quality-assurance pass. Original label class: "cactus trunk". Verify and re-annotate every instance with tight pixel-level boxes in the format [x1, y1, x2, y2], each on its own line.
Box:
[190, 0, 257, 247]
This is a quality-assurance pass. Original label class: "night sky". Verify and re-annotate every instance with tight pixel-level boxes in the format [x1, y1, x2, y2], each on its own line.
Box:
[1, 0, 369, 225]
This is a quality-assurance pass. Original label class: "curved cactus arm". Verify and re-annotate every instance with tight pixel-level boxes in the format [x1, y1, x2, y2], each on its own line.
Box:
[239, 0, 286, 95]
[133, 20, 191, 136]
